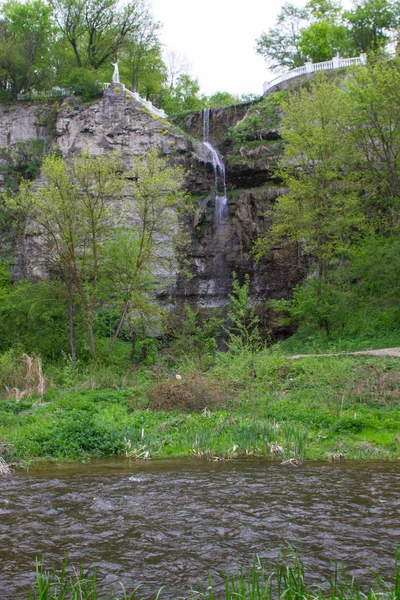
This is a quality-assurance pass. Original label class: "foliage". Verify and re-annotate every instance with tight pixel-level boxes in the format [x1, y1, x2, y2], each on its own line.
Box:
[49, 0, 151, 71]
[0, 279, 75, 359]
[344, 0, 395, 52]
[256, 0, 398, 71]
[346, 56, 400, 232]
[165, 302, 223, 368]
[271, 234, 400, 341]
[0, 0, 54, 99]
[118, 14, 166, 102]
[162, 73, 206, 115]
[225, 93, 284, 145]
[254, 75, 365, 284]
[4, 149, 187, 362]
[300, 21, 356, 62]
[24, 555, 142, 599]
[1, 351, 400, 463]
[198, 552, 400, 600]
[67, 67, 103, 100]
[256, 3, 309, 70]
[225, 274, 262, 355]
[0, 139, 52, 191]
[205, 91, 238, 108]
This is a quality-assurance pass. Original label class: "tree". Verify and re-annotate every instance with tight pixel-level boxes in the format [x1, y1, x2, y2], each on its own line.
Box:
[300, 21, 355, 62]
[50, 0, 150, 70]
[205, 91, 238, 108]
[106, 148, 187, 353]
[344, 0, 394, 52]
[165, 50, 190, 89]
[118, 15, 166, 100]
[347, 56, 400, 231]
[256, 3, 309, 70]
[10, 149, 187, 361]
[16, 153, 125, 361]
[0, 0, 54, 98]
[254, 75, 365, 283]
[162, 73, 205, 115]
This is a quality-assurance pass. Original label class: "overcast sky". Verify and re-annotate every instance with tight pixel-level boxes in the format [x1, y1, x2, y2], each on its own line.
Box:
[149, 0, 287, 98]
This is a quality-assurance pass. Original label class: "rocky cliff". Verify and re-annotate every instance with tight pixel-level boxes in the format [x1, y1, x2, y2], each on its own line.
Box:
[0, 86, 304, 322]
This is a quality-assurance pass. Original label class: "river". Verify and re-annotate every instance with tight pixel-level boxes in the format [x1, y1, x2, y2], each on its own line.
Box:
[1, 459, 399, 598]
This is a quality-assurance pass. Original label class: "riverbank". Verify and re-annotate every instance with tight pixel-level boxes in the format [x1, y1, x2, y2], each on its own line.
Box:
[1, 351, 399, 467]
[19, 551, 400, 600]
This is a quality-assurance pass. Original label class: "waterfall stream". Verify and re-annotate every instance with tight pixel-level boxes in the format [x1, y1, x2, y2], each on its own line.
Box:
[202, 109, 227, 224]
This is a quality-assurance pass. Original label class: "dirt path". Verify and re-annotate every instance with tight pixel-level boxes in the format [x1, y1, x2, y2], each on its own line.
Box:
[287, 347, 400, 359]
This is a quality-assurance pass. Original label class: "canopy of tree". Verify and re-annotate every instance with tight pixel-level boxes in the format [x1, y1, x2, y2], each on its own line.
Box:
[0, 0, 245, 113]
[256, 0, 398, 70]
[255, 56, 400, 338]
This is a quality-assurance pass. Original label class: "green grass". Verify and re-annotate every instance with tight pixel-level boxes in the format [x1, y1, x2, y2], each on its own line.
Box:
[19, 552, 400, 600]
[1, 349, 400, 466]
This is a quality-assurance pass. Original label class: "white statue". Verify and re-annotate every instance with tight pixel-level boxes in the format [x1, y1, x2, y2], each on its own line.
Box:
[111, 61, 120, 84]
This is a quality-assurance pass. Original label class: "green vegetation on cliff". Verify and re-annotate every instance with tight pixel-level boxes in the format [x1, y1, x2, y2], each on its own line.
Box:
[1, 56, 400, 469]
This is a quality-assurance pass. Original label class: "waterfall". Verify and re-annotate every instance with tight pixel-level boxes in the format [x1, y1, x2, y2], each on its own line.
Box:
[202, 109, 227, 225]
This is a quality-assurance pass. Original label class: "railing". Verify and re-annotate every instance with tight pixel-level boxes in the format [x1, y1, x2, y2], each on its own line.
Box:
[103, 82, 167, 119]
[17, 86, 75, 101]
[263, 53, 367, 94]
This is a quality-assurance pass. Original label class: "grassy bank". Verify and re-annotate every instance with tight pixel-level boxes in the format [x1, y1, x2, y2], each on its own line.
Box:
[1, 350, 400, 466]
[19, 552, 400, 599]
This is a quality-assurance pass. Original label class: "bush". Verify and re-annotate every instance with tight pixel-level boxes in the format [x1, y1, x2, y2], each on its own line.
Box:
[67, 68, 103, 101]
[148, 374, 228, 412]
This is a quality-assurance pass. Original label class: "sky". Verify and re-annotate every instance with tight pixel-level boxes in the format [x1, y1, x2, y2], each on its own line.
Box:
[149, 0, 287, 98]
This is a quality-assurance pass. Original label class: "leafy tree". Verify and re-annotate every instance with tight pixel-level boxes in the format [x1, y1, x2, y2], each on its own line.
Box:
[106, 148, 187, 353]
[254, 75, 365, 284]
[50, 0, 150, 70]
[347, 56, 400, 231]
[256, 3, 309, 70]
[0, 0, 54, 98]
[7, 149, 187, 361]
[344, 0, 394, 52]
[119, 14, 165, 97]
[14, 153, 125, 361]
[300, 21, 356, 62]
[162, 74, 206, 115]
[205, 91, 238, 108]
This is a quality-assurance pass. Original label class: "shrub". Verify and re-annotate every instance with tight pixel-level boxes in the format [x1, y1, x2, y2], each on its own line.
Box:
[67, 68, 103, 101]
[148, 374, 228, 412]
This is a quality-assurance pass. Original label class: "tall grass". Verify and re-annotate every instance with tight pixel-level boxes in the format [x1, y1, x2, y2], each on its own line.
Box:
[22, 556, 142, 600]
[193, 552, 400, 600]
[18, 552, 400, 600]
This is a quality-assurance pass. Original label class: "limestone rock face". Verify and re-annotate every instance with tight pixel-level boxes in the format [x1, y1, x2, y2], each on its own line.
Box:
[0, 104, 48, 147]
[1, 89, 305, 329]
[173, 104, 305, 319]
[55, 87, 188, 164]
[173, 102, 252, 149]
[176, 187, 303, 311]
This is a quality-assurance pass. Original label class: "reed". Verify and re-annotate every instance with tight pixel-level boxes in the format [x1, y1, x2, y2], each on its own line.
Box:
[190, 553, 400, 600]
[22, 557, 141, 600]
[18, 553, 400, 600]
[0, 456, 11, 476]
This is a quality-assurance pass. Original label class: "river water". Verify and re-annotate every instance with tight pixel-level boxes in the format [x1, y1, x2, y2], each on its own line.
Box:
[1, 459, 400, 599]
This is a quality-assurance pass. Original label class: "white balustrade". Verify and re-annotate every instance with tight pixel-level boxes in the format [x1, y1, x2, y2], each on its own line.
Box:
[263, 53, 367, 94]
[103, 82, 167, 119]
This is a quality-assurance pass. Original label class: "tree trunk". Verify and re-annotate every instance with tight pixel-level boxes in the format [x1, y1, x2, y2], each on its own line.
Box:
[68, 293, 77, 365]
[130, 332, 137, 362]
[87, 319, 96, 361]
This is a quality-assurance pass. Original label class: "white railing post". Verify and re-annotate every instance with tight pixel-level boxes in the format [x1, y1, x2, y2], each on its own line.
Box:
[306, 60, 313, 73]
[332, 52, 340, 68]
